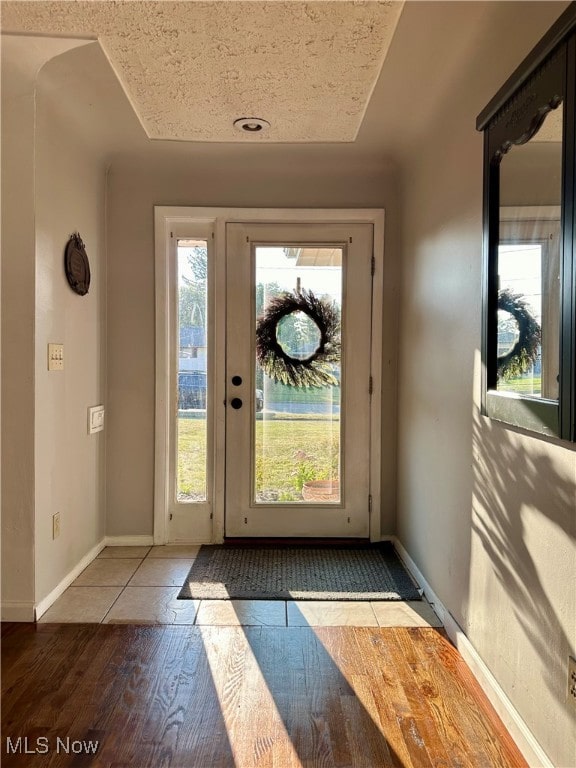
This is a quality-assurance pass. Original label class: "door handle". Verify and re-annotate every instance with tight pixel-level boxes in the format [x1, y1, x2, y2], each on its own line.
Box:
[230, 397, 243, 410]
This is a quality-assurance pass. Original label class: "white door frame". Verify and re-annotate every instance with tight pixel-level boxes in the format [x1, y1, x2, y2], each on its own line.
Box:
[154, 207, 385, 544]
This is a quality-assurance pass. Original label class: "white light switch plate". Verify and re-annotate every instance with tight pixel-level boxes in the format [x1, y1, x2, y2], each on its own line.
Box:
[88, 405, 105, 434]
[48, 343, 64, 371]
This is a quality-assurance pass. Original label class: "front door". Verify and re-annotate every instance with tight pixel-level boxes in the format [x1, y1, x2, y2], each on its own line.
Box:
[225, 222, 374, 538]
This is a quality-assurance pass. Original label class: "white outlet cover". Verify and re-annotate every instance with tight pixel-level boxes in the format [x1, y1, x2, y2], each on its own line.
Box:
[88, 405, 105, 434]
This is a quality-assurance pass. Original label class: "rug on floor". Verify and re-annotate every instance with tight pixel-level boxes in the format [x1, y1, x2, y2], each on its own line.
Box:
[178, 543, 421, 601]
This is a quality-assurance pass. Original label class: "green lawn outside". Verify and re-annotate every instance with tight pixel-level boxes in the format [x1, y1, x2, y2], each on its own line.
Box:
[261, 378, 340, 404]
[177, 418, 208, 500]
[177, 417, 340, 502]
[499, 376, 542, 395]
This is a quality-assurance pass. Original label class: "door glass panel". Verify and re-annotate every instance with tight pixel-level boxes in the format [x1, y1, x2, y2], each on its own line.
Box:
[254, 246, 342, 504]
[497, 104, 562, 399]
[177, 239, 208, 501]
[497, 242, 544, 396]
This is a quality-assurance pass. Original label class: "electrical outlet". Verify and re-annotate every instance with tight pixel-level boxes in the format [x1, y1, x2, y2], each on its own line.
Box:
[52, 512, 61, 540]
[568, 656, 576, 708]
[88, 405, 105, 434]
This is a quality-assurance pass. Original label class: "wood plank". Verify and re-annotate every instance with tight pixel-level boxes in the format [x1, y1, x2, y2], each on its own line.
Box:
[384, 628, 464, 768]
[407, 628, 528, 768]
[345, 627, 425, 768]
[1, 623, 528, 768]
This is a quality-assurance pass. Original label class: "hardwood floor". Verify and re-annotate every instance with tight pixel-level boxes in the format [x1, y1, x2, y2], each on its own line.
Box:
[1, 622, 527, 767]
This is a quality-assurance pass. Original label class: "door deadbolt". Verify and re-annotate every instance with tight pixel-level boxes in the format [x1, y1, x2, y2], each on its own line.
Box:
[230, 397, 243, 409]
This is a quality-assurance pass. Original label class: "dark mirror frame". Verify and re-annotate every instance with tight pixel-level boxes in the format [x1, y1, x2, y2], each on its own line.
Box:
[477, 2, 576, 442]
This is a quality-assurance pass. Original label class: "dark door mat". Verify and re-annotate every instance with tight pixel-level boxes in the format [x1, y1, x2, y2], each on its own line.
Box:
[178, 543, 421, 601]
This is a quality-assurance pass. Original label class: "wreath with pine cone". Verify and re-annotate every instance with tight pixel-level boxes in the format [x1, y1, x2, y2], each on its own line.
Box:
[256, 290, 340, 388]
[497, 289, 541, 380]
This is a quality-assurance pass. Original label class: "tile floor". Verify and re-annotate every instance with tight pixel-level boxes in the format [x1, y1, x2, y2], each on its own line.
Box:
[39, 545, 443, 628]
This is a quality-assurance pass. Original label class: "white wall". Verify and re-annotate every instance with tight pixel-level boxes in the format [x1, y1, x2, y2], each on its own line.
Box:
[105, 157, 400, 539]
[33, 58, 107, 603]
[395, 4, 575, 766]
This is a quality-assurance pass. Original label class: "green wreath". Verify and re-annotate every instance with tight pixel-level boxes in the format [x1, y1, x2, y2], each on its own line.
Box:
[497, 288, 541, 380]
[256, 289, 340, 388]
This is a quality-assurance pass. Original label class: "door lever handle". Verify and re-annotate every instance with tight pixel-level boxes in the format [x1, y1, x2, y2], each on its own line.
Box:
[230, 397, 243, 410]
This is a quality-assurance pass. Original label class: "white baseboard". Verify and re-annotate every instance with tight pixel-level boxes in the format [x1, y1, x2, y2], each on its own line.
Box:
[34, 539, 107, 620]
[393, 537, 553, 768]
[104, 535, 154, 546]
[1, 601, 36, 622]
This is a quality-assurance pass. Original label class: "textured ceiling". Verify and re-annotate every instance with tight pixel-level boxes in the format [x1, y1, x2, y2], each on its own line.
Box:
[1, 1, 404, 143]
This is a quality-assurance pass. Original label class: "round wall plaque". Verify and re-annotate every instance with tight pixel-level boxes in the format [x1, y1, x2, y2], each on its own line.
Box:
[64, 233, 90, 296]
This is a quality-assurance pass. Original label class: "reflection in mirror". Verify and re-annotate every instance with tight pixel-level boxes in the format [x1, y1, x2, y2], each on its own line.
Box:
[497, 307, 520, 356]
[497, 103, 562, 400]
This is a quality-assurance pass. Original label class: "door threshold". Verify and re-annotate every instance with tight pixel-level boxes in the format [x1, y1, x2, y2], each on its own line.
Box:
[223, 537, 372, 548]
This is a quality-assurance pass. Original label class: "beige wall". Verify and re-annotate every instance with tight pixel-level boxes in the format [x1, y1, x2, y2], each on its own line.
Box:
[1, 38, 107, 614]
[106, 158, 400, 537]
[501, 142, 563, 206]
[3, 7, 574, 762]
[395, 3, 575, 766]
[33, 57, 107, 603]
[1, 37, 39, 617]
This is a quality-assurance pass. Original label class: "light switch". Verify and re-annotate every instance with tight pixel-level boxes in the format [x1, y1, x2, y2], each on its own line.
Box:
[48, 343, 64, 371]
[88, 405, 105, 434]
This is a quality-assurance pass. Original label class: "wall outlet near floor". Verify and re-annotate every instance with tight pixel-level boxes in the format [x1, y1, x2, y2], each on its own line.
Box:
[52, 512, 61, 540]
[568, 656, 576, 708]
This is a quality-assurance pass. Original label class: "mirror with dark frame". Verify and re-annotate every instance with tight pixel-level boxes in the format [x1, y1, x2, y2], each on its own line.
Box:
[497, 104, 563, 401]
[478, 3, 576, 441]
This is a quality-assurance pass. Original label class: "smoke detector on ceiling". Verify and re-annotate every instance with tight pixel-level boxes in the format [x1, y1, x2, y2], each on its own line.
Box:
[233, 117, 271, 133]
